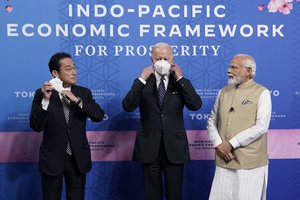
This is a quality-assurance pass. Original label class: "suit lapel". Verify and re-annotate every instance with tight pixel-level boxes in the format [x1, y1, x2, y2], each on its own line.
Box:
[163, 76, 175, 106]
[68, 85, 78, 124]
[147, 75, 162, 109]
[50, 91, 68, 125]
[151, 74, 175, 110]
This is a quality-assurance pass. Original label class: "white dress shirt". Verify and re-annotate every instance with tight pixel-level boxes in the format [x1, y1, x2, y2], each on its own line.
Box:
[41, 86, 71, 111]
[207, 82, 272, 149]
[207, 80, 272, 200]
[138, 71, 183, 88]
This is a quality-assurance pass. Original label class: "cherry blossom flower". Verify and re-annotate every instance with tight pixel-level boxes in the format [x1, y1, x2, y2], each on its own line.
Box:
[268, 0, 284, 13]
[5, 5, 13, 13]
[262, 0, 297, 14]
[258, 4, 265, 11]
[278, 1, 293, 14]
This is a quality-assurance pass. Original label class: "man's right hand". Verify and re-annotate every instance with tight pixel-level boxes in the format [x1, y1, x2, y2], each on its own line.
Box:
[139, 66, 155, 81]
[41, 81, 53, 101]
[216, 142, 235, 163]
[216, 150, 235, 163]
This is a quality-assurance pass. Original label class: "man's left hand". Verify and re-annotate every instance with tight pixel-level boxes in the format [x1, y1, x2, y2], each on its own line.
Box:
[216, 142, 235, 162]
[61, 90, 79, 103]
[170, 64, 183, 80]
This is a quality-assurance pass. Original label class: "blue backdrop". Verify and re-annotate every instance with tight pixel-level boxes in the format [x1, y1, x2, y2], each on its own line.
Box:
[1, 0, 300, 199]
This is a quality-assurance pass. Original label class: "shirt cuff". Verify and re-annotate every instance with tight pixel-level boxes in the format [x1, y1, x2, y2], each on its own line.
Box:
[213, 138, 223, 148]
[41, 99, 50, 110]
[138, 77, 146, 85]
[176, 76, 183, 82]
[229, 138, 240, 149]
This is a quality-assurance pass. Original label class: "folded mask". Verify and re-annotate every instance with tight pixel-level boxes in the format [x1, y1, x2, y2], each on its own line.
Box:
[49, 77, 63, 93]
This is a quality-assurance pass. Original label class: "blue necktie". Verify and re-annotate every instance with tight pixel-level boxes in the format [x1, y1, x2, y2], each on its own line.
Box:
[158, 77, 166, 107]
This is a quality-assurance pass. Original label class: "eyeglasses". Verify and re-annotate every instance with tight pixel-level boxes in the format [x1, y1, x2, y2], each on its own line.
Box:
[61, 64, 76, 73]
[228, 65, 252, 72]
[228, 65, 242, 70]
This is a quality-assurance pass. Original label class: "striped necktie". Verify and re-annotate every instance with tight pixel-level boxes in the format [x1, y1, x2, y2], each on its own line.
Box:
[158, 77, 166, 107]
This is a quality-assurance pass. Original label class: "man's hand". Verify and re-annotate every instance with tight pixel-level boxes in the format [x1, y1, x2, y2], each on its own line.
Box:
[140, 66, 155, 81]
[61, 90, 78, 103]
[170, 64, 183, 80]
[41, 82, 53, 101]
[215, 142, 235, 163]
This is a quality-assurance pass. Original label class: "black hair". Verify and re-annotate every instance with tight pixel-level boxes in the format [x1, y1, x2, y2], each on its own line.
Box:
[48, 52, 71, 73]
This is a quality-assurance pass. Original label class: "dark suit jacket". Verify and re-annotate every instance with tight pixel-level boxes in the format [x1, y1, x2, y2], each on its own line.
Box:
[30, 85, 104, 176]
[122, 74, 202, 164]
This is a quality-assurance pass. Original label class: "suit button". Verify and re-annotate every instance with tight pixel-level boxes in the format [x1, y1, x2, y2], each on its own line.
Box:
[161, 114, 164, 118]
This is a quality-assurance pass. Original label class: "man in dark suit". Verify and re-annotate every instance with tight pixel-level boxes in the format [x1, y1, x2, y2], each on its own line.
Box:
[30, 52, 105, 200]
[122, 42, 202, 200]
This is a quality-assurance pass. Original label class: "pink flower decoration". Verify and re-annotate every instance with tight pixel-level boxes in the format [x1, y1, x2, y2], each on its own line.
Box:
[267, 0, 295, 14]
[267, 0, 282, 12]
[5, 5, 13, 13]
[262, 0, 298, 14]
[278, 2, 293, 14]
[258, 4, 265, 11]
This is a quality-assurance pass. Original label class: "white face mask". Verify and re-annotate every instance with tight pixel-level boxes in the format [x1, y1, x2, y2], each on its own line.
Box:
[153, 60, 171, 76]
[49, 77, 63, 93]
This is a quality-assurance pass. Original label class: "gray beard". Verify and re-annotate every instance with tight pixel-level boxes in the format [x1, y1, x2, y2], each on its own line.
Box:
[228, 78, 238, 85]
[228, 76, 243, 85]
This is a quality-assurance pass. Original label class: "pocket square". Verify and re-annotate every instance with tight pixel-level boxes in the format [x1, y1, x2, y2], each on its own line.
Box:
[241, 99, 252, 105]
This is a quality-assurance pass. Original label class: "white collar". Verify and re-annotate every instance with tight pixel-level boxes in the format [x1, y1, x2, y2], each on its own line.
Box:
[62, 86, 71, 91]
[154, 71, 169, 81]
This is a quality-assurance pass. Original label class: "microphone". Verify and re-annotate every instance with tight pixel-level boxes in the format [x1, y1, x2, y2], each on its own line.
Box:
[229, 107, 234, 112]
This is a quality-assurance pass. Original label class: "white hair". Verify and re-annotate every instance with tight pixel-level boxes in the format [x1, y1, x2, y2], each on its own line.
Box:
[150, 42, 172, 55]
[233, 54, 256, 77]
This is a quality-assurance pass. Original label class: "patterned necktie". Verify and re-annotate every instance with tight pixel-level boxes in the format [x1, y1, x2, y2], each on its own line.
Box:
[61, 97, 70, 123]
[61, 97, 72, 155]
[158, 77, 166, 107]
